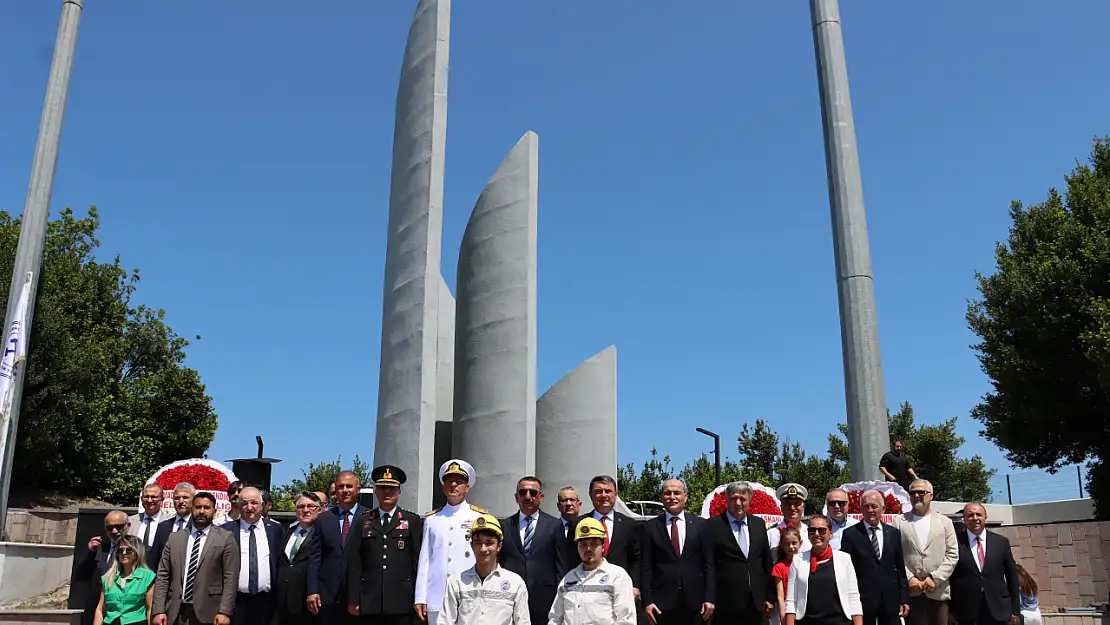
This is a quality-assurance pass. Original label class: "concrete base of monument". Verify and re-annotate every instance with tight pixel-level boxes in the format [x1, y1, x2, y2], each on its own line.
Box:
[0, 543, 74, 608]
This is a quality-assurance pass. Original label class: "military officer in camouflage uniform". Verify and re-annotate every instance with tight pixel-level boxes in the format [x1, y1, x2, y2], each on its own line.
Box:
[414, 459, 486, 624]
[347, 465, 423, 625]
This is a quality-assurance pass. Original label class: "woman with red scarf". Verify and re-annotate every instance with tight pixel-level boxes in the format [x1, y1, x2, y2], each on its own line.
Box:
[783, 514, 863, 625]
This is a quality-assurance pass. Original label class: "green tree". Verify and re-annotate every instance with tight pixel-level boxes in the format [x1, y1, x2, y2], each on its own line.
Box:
[967, 137, 1110, 518]
[676, 452, 761, 515]
[617, 448, 673, 503]
[0, 207, 217, 503]
[737, 419, 779, 478]
[271, 455, 372, 511]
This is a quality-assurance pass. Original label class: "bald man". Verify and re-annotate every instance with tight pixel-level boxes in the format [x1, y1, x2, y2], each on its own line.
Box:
[76, 511, 131, 625]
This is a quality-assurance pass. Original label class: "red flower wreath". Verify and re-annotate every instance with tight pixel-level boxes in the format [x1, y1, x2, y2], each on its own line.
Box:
[709, 489, 781, 517]
[845, 490, 903, 514]
[153, 463, 231, 492]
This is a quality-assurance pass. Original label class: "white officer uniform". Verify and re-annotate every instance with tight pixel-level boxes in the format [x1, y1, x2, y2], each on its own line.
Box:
[416, 459, 486, 624]
[437, 564, 530, 625]
[548, 559, 636, 625]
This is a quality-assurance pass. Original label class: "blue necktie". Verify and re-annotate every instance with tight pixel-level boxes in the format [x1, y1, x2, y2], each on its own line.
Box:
[522, 516, 534, 555]
[248, 525, 259, 594]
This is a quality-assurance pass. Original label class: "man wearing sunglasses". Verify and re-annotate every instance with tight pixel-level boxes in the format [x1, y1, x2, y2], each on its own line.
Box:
[825, 489, 857, 550]
[77, 511, 132, 625]
[500, 476, 567, 625]
[896, 480, 958, 625]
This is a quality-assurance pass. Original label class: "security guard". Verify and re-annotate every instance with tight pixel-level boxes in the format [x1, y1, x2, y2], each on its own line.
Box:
[346, 465, 423, 625]
[437, 514, 529, 625]
[415, 459, 486, 625]
[549, 517, 636, 625]
[767, 483, 811, 552]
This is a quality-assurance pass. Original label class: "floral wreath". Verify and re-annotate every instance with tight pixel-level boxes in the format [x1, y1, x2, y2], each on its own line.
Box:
[701, 481, 783, 524]
[142, 458, 238, 514]
[822, 480, 909, 518]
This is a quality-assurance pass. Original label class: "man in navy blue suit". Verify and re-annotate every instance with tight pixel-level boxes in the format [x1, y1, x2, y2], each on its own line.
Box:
[220, 487, 284, 625]
[841, 490, 910, 625]
[315, 470, 362, 625]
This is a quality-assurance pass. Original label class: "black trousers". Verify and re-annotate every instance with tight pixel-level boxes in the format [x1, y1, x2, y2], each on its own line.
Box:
[654, 589, 701, 625]
[232, 592, 273, 625]
[359, 616, 412, 625]
[712, 602, 764, 625]
[863, 610, 902, 625]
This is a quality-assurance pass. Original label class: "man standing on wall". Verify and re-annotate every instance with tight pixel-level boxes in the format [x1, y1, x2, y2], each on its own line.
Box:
[879, 441, 918, 492]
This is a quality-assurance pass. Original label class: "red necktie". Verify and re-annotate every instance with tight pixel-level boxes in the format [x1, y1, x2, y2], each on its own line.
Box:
[602, 516, 611, 556]
[976, 536, 985, 570]
[670, 517, 681, 557]
[342, 510, 351, 545]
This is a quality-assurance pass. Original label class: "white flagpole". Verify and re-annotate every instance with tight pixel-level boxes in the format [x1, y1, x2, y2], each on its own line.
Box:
[0, 272, 33, 465]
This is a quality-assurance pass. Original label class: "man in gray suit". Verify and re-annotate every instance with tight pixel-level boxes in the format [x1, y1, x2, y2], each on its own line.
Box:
[153, 492, 240, 625]
[896, 479, 959, 625]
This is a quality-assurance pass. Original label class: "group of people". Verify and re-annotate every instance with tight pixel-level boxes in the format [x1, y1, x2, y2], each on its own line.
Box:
[76, 456, 1040, 625]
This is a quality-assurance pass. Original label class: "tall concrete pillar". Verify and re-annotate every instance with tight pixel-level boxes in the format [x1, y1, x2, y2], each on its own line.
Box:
[810, 0, 889, 480]
[431, 276, 454, 510]
[453, 132, 539, 517]
[374, 0, 451, 513]
[536, 346, 617, 518]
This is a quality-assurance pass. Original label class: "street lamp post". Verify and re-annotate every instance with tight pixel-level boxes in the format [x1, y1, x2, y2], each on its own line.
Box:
[696, 428, 721, 488]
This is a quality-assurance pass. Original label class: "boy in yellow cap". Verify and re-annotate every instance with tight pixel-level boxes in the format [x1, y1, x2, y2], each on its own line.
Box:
[437, 514, 529, 625]
[549, 517, 636, 625]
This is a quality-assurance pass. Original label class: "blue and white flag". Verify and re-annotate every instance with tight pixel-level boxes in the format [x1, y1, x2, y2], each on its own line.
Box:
[0, 272, 33, 453]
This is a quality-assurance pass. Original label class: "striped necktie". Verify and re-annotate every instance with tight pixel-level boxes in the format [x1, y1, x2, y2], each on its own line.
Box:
[183, 531, 204, 604]
[522, 515, 534, 555]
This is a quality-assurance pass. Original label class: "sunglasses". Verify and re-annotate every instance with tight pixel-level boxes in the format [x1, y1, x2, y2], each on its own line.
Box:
[107, 523, 128, 531]
[118, 547, 136, 556]
[807, 527, 830, 536]
[517, 489, 540, 497]
[909, 490, 929, 496]
[826, 500, 848, 507]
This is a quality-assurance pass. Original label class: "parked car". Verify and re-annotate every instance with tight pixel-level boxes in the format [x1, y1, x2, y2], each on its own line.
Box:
[626, 500, 666, 518]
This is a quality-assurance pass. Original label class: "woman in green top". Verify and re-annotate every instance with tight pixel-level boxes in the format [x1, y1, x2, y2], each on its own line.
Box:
[94, 535, 155, 625]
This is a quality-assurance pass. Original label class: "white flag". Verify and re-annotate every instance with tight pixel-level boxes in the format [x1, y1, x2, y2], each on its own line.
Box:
[0, 272, 34, 457]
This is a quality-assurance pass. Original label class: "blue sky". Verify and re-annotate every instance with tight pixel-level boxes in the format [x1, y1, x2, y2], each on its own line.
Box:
[0, 1, 1106, 504]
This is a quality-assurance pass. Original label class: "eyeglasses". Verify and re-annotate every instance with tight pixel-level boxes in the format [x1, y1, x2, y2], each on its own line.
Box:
[909, 490, 929, 496]
[826, 500, 848, 507]
[295, 504, 317, 510]
[807, 527, 830, 536]
[517, 488, 539, 497]
[107, 523, 127, 531]
[118, 547, 136, 556]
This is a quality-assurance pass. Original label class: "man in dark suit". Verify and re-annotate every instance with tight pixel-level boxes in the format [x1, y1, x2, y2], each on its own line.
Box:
[500, 476, 567, 625]
[75, 510, 132, 625]
[841, 490, 910, 625]
[703, 481, 774, 625]
[347, 465, 422, 625]
[151, 483, 198, 566]
[641, 479, 715, 625]
[567, 475, 642, 589]
[950, 504, 1020, 625]
[317, 470, 364, 625]
[219, 487, 283, 625]
[276, 492, 322, 625]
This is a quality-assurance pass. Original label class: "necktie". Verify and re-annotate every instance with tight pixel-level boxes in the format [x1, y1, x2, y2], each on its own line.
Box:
[290, 529, 305, 559]
[342, 511, 351, 546]
[176, 518, 186, 532]
[184, 531, 204, 604]
[976, 536, 985, 570]
[870, 525, 881, 559]
[523, 515, 534, 555]
[248, 525, 259, 594]
[670, 517, 681, 557]
[143, 517, 152, 546]
[735, 519, 749, 557]
[381, 512, 389, 528]
[601, 516, 611, 556]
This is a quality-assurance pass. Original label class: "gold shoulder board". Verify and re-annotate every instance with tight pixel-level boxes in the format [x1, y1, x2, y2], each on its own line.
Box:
[469, 504, 487, 513]
[425, 507, 442, 517]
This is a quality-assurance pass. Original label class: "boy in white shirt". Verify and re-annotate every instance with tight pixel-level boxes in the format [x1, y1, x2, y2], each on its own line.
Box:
[437, 514, 530, 625]
[548, 517, 636, 625]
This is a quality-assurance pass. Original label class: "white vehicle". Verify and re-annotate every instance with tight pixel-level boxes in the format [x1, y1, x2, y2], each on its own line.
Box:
[624, 500, 666, 519]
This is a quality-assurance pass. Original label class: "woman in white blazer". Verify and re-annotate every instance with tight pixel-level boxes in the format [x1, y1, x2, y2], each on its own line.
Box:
[784, 514, 863, 625]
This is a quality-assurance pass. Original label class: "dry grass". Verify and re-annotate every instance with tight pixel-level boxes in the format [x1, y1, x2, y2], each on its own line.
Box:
[9, 583, 69, 610]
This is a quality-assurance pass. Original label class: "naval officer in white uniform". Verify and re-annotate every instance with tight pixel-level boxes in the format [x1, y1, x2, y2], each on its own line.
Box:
[414, 459, 486, 624]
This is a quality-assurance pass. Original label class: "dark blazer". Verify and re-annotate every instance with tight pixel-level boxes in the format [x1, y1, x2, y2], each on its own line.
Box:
[703, 512, 774, 616]
[841, 521, 910, 616]
[219, 518, 285, 589]
[641, 513, 716, 612]
[346, 507, 423, 615]
[74, 541, 115, 625]
[951, 530, 1020, 625]
[275, 524, 322, 620]
[500, 510, 568, 623]
[567, 510, 643, 587]
[149, 516, 192, 569]
[152, 525, 240, 625]
[317, 505, 361, 606]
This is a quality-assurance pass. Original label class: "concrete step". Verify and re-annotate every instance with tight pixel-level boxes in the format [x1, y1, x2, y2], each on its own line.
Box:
[0, 610, 81, 625]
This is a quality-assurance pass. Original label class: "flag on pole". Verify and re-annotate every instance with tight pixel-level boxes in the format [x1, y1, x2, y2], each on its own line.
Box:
[0, 272, 34, 455]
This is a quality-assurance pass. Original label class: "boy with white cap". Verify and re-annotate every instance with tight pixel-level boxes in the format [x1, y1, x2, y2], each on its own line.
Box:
[437, 514, 529, 625]
[415, 459, 486, 624]
[549, 517, 636, 625]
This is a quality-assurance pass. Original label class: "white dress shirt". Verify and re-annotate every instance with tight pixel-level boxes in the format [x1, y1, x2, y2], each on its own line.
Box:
[437, 565, 530, 625]
[967, 530, 986, 571]
[726, 512, 749, 555]
[863, 522, 885, 558]
[237, 519, 272, 593]
[337, 504, 360, 534]
[285, 525, 311, 560]
[129, 513, 161, 547]
[664, 511, 687, 553]
[592, 510, 616, 543]
[519, 511, 540, 547]
[182, 526, 210, 595]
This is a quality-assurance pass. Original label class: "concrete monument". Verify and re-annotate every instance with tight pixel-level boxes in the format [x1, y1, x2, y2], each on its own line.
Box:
[452, 132, 539, 517]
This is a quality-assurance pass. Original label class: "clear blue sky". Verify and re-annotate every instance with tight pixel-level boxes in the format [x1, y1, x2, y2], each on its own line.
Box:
[0, 1, 1106, 503]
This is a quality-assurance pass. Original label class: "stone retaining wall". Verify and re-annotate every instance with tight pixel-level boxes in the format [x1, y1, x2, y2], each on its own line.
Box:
[2, 510, 79, 546]
[999, 521, 1109, 608]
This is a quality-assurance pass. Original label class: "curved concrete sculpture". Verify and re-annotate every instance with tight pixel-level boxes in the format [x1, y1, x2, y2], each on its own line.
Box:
[374, 0, 451, 513]
[536, 346, 618, 518]
[431, 276, 455, 509]
[453, 132, 539, 517]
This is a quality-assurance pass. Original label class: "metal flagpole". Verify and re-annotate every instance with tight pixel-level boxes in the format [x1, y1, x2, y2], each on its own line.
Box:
[0, 0, 84, 536]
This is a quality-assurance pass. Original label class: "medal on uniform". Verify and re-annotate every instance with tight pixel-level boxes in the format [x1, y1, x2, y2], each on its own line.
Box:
[397, 539, 405, 550]
[399, 520, 409, 530]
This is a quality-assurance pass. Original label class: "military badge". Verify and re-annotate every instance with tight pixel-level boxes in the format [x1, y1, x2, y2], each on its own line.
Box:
[501, 580, 510, 592]
[398, 520, 409, 530]
[600, 575, 609, 584]
[397, 539, 405, 550]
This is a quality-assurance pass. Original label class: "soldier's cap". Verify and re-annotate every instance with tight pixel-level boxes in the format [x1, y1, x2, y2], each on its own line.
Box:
[575, 517, 607, 542]
[371, 465, 406, 487]
[776, 483, 808, 501]
[470, 514, 503, 539]
[439, 459, 476, 487]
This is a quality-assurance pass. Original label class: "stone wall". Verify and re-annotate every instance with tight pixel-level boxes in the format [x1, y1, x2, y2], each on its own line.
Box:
[2, 510, 79, 546]
[999, 521, 1109, 609]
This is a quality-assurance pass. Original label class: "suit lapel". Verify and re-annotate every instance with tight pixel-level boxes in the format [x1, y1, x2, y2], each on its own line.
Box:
[508, 513, 524, 552]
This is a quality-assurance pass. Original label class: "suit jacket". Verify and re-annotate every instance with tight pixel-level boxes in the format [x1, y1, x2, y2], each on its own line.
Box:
[150, 516, 193, 568]
[276, 524, 322, 617]
[950, 530, 1020, 625]
[784, 551, 864, 619]
[641, 513, 716, 612]
[153, 525, 240, 625]
[704, 512, 773, 615]
[896, 511, 960, 601]
[128, 512, 164, 548]
[567, 510, 643, 588]
[219, 518, 284, 593]
[346, 507, 422, 615]
[317, 505, 360, 605]
[500, 510, 567, 621]
[840, 521, 910, 615]
[74, 541, 115, 625]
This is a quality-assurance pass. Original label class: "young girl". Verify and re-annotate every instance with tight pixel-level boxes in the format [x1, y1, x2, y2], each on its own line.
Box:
[1017, 564, 1043, 625]
[772, 526, 803, 625]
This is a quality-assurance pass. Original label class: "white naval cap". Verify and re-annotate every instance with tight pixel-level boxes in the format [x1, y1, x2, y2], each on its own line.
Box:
[438, 458, 476, 487]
